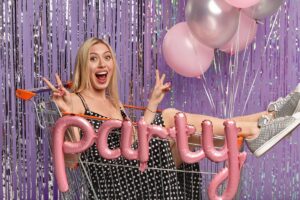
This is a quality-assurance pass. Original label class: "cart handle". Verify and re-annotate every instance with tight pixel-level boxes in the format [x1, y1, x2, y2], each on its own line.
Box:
[16, 83, 244, 148]
[15, 83, 162, 112]
[16, 81, 73, 100]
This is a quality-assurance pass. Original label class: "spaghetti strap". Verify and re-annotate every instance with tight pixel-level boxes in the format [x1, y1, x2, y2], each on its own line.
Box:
[76, 93, 90, 111]
[120, 109, 129, 120]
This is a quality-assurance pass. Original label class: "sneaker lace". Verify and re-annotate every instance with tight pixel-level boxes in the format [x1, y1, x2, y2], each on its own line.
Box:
[266, 116, 289, 132]
[273, 93, 294, 107]
[275, 115, 294, 126]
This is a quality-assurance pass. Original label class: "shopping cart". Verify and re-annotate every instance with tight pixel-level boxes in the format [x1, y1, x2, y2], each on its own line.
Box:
[16, 84, 246, 200]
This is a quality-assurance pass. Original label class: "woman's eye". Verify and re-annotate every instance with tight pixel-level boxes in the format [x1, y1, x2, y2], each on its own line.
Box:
[105, 55, 112, 60]
[90, 56, 97, 61]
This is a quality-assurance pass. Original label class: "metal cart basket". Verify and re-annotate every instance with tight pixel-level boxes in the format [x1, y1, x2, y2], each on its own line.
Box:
[16, 86, 245, 200]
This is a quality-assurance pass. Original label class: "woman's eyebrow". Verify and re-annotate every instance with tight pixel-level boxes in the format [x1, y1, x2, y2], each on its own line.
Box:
[89, 51, 111, 55]
[89, 52, 98, 56]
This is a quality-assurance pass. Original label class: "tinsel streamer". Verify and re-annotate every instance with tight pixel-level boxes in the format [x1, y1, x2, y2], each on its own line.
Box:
[1, 0, 300, 199]
[0, 33, 4, 200]
[0, 0, 5, 197]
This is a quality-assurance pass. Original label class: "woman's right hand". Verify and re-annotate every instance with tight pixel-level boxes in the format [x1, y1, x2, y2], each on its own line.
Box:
[42, 73, 72, 112]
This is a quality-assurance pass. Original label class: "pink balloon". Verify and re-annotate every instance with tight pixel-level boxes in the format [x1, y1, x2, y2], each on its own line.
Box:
[167, 127, 177, 141]
[52, 113, 248, 199]
[162, 22, 214, 77]
[220, 12, 258, 54]
[208, 120, 247, 200]
[137, 117, 170, 171]
[96, 119, 122, 160]
[225, 0, 260, 8]
[201, 120, 228, 162]
[120, 120, 138, 160]
[52, 116, 96, 192]
[137, 118, 149, 172]
[148, 125, 170, 143]
[174, 112, 206, 163]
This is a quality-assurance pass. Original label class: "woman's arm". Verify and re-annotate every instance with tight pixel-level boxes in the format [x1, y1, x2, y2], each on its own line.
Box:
[144, 70, 171, 124]
[42, 74, 73, 113]
[43, 74, 85, 168]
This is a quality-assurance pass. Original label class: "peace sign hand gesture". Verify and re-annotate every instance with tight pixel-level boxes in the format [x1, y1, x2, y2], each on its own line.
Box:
[42, 73, 72, 112]
[143, 70, 171, 124]
[149, 70, 171, 106]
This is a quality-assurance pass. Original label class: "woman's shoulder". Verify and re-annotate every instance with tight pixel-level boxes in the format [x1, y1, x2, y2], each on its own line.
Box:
[118, 100, 125, 110]
[69, 93, 86, 114]
[117, 101, 130, 119]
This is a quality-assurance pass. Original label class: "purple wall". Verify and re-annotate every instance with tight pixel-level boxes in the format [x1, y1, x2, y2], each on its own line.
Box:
[0, 0, 299, 199]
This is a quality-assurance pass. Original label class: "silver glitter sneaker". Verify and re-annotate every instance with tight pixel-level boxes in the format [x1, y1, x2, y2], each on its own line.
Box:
[257, 114, 272, 128]
[246, 112, 300, 157]
[268, 83, 300, 118]
[257, 84, 300, 128]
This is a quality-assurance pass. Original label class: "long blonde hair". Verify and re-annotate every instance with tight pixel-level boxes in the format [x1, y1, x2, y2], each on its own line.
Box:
[72, 37, 120, 108]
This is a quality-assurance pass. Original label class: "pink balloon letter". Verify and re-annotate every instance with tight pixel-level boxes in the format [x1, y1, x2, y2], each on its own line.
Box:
[208, 121, 247, 200]
[53, 116, 96, 192]
[120, 120, 138, 160]
[202, 120, 228, 162]
[175, 112, 205, 163]
[96, 120, 122, 160]
[137, 118, 149, 171]
[137, 118, 170, 171]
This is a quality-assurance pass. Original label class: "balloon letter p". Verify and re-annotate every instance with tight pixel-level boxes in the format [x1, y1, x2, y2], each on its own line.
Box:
[52, 116, 96, 192]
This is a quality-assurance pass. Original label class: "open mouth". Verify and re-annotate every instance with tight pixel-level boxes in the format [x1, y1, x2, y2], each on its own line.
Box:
[95, 71, 108, 83]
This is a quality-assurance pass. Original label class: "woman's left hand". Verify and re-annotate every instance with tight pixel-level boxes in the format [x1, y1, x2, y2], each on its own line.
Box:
[149, 70, 171, 105]
[144, 70, 171, 124]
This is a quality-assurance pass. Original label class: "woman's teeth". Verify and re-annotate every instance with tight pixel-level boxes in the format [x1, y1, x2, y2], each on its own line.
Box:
[96, 72, 108, 78]
[95, 71, 108, 84]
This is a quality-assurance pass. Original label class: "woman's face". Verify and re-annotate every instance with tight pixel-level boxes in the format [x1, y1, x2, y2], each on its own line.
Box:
[87, 43, 114, 91]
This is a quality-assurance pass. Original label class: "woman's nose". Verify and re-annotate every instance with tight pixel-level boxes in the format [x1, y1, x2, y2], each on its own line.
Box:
[97, 59, 105, 68]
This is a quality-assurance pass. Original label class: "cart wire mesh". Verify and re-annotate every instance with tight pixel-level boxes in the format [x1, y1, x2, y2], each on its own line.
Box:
[16, 89, 244, 200]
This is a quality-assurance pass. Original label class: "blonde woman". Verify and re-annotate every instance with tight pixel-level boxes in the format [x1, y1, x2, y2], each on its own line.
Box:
[43, 37, 300, 199]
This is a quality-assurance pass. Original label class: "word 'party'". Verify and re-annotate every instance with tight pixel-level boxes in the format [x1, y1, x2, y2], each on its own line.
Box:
[52, 112, 246, 200]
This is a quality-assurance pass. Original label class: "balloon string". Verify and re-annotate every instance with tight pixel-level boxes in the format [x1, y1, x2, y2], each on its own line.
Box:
[241, 10, 280, 114]
[66, 160, 218, 175]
